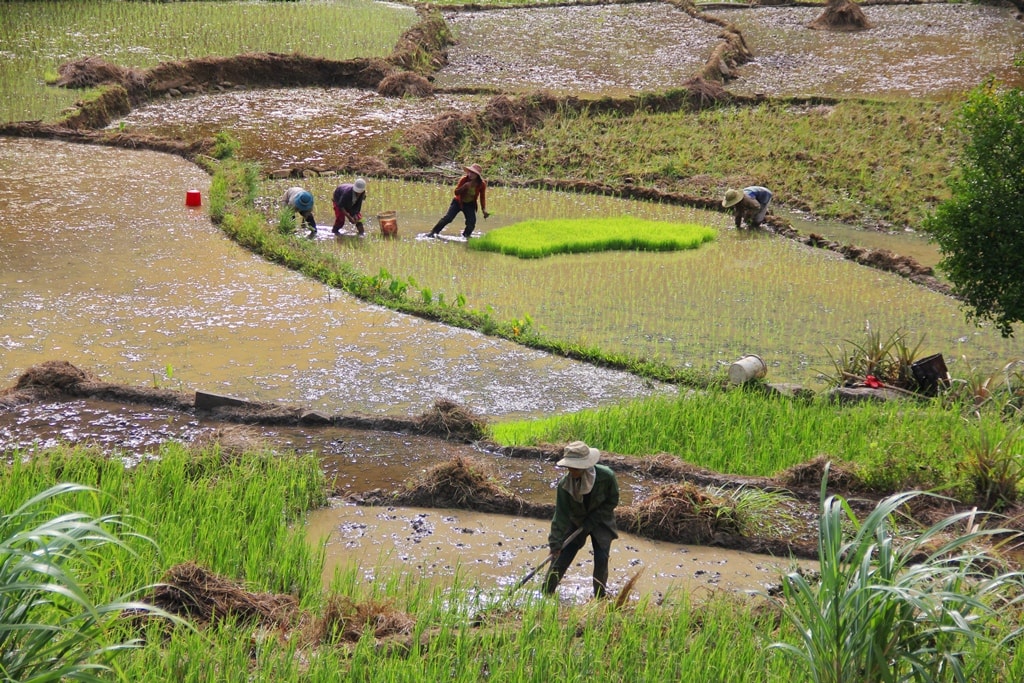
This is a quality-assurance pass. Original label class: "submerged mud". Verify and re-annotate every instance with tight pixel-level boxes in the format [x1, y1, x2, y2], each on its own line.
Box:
[719, 4, 1024, 98]
[108, 88, 488, 172]
[436, 3, 723, 96]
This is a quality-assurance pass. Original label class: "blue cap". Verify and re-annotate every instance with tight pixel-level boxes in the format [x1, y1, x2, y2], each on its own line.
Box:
[294, 190, 314, 213]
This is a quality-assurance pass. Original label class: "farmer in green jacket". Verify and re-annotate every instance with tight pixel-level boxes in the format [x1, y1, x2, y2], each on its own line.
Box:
[543, 441, 620, 599]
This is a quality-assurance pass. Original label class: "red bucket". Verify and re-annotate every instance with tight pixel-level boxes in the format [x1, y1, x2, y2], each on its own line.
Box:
[185, 190, 202, 207]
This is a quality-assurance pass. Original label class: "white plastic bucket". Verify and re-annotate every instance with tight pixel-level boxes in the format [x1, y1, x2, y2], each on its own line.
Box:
[728, 354, 767, 385]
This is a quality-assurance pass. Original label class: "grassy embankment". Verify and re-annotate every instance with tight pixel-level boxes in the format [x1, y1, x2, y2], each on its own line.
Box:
[459, 97, 955, 229]
[6, 444, 1024, 682]
[490, 384, 1024, 503]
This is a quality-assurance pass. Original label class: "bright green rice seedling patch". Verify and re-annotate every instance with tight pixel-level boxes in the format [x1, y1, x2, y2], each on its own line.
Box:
[469, 216, 716, 259]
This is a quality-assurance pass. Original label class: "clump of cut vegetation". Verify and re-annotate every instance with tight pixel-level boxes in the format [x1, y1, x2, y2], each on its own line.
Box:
[415, 398, 488, 441]
[618, 482, 740, 543]
[469, 216, 716, 259]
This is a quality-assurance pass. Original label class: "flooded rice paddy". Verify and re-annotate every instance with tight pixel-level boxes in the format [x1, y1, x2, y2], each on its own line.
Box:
[720, 4, 1024, 98]
[0, 137, 669, 419]
[437, 2, 1024, 98]
[0, 0, 415, 123]
[436, 3, 722, 96]
[109, 89, 488, 170]
[5, 0, 1024, 600]
[285, 176, 1024, 387]
[0, 397, 812, 600]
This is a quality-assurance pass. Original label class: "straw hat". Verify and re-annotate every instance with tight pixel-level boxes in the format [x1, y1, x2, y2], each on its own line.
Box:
[557, 441, 601, 469]
[354, 178, 366, 193]
[722, 189, 744, 208]
[464, 163, 485, 181]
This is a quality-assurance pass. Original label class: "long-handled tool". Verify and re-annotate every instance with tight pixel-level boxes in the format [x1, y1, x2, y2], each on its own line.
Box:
[513, 526, 585, 590]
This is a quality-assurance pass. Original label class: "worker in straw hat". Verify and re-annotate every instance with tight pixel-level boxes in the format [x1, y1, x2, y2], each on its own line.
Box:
[332, 178, 368, 235]
[543, 441, 620, 599]
[428, 163, 489, 239]
[722, 185, 773, 230]
[282, 186, 317, 234]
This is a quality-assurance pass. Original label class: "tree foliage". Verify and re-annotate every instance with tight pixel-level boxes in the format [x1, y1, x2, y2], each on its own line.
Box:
[926, 80, 1024, 338]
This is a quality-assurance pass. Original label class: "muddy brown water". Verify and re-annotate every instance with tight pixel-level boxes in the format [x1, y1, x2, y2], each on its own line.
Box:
[0, 137, 669, 419]
[307, 504, 813, 603]
[437, 3, 723, 96]
[108, 89, 489, 170]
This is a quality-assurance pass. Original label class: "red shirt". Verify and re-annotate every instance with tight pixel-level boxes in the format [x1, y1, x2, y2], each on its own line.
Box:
[453, 175, 486, 211]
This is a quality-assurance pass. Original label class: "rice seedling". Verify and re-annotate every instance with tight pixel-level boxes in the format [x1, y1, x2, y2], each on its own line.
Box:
[488, 386, 1004, 498]
[263, 178, 1024, 390]
[468, 216, 716, 259]
[0, 0, 416, 123]
[476, 99, 955, 227]
[770, 466, 1024, 683]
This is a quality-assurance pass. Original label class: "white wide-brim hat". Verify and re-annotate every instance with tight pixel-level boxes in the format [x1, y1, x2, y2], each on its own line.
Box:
[557, 441, 600, 468]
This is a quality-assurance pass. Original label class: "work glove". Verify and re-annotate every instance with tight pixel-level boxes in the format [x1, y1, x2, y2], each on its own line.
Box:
[483, 211, 490, 219]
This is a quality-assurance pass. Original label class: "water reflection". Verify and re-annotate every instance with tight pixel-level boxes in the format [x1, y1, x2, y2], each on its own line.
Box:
[434, 3, 1023, 98]
[0, 137, 670, 418]
[719, 5, 1024, 98]
[436, 3, 722, 96]
[108, 89, 488, 169]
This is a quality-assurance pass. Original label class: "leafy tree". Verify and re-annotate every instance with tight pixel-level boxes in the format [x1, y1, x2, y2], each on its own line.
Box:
[925, 80, 1024, 338]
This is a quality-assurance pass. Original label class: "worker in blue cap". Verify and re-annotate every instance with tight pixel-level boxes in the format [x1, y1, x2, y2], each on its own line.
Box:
[282, 186, 317, 233]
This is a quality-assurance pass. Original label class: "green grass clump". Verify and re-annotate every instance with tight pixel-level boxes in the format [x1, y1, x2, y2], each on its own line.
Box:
[469, 216, 716, 259]
[772, 469, 1024, 683]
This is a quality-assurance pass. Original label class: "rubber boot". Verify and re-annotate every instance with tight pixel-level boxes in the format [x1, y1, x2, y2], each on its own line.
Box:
[593, 566, 609, 599]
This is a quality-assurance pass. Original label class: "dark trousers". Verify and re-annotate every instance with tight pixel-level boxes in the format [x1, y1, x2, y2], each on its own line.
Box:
[543, 529, 611, 598]
[431, 199, 477, 237]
